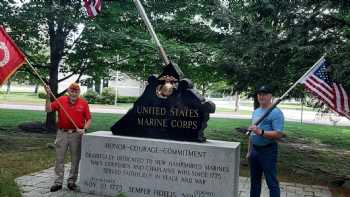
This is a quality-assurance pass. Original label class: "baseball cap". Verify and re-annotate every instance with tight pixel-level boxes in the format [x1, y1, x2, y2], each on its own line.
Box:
[256, 85, 272, 94]
[68, 83, 80, 91]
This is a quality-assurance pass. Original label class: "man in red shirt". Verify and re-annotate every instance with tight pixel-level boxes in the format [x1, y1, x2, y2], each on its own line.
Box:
[45, 83, 91, 192]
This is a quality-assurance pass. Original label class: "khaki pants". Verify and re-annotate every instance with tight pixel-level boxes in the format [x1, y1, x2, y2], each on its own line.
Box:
[54, 129, 82, 185]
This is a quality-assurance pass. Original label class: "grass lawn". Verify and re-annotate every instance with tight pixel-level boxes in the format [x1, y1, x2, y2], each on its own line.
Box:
[215, 107, 252, 115]
[0, 92, 46, 104]
[275, 102, 314, 111]
[1, 108, 350, 196]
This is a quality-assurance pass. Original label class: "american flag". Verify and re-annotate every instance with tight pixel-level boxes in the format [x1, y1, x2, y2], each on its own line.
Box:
[83, 0, 102, 17]
[300, 57, 350, 118]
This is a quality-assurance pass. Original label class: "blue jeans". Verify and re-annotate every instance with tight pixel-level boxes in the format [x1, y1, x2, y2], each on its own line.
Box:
[249, 143, 280, 197]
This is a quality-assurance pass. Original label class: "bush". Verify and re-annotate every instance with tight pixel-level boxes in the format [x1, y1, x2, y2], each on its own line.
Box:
[209, 91, 223, 98]
[83, 90, 98, 104]
[38, 92, 47, 99]
[97, 87, 116, 105]
[117, 96, 138, 103]
[83, 88, 138, 105]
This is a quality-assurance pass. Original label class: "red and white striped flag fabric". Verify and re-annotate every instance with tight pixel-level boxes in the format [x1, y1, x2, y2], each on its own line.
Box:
[300, 57, 350, 118]
[83, 0, 102, 17]
[0, 26, 26, 85]
[333, 83, 349, 116]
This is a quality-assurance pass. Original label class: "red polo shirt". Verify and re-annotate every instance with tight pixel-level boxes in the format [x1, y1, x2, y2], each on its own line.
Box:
[51, 96, 91, 129]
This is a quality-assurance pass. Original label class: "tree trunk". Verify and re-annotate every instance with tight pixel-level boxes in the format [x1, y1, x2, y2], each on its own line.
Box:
[87, 79, 93, 90]
[45, 9, 67, 133]
[6, 80, 11, 94]
[34, 83, 39, 94]
[253, 94, 259, 110]
[103, 78, 109, 88]
[46, 52, 59, 132]
[95, 78, 101, 94]
[201, 84, 206, 97]
[234, 91, 240, 112]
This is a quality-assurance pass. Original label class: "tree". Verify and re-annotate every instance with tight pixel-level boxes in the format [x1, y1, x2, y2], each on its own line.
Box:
[2, 0, 161, 131]
[1, 0, 90, 131]
[216, 0, 350, 108]
[141, 0, 226, 93]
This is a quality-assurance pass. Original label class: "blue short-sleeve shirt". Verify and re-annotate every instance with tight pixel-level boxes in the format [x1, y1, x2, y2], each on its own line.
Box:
[251, 107, 284, 146]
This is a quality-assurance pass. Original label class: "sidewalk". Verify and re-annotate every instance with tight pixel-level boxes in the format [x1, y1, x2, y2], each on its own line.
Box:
[15, 164, 333, 197]
[213, 100, 350, 126]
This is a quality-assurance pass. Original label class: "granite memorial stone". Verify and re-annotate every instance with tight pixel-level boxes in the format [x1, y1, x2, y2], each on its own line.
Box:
[79, 131, 240, 197]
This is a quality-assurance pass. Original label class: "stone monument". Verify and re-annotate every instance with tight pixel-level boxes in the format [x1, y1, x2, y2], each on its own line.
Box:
[79, 131, 240, 197]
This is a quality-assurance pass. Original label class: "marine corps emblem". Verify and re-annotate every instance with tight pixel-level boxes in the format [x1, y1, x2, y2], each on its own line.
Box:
[0, 42, 10, 67]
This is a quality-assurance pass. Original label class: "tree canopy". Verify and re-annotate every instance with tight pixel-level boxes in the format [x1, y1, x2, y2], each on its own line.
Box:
[216, 0, 350, 99]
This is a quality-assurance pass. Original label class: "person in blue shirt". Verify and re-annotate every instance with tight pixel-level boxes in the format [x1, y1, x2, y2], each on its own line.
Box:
[247, 85, 284, 197]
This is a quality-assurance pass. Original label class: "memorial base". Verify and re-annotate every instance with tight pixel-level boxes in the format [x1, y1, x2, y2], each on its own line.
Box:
[79, 131, 240, 197]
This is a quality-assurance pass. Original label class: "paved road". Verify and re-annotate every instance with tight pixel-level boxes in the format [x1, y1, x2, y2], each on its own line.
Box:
[1, 102, 349, 126]
[213, 100, 350, 126]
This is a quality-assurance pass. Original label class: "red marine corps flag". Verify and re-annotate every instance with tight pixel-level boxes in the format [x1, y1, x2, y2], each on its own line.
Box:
[83, 0, 102, 17]
[0, 26, 26, 85]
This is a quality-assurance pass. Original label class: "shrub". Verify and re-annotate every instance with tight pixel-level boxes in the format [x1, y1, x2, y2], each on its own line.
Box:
[97, 87, 116, 105]
[117, 96, 138, 103]
[83, 90, 98, 104]
[38, 92, 47, 99]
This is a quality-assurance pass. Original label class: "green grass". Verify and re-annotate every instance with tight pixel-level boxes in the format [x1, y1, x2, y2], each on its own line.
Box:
[215, 108, 252, 115]
[284, 122, 350, 149]
[278, 103, 315, 111]
[93, 103, 133, 110]
[0, 92, 45, 104]
[0, 108, 350, 196]
[0, 92, 133, 110]
[0, 108, 56, 196]
[0, 169, 21, 197]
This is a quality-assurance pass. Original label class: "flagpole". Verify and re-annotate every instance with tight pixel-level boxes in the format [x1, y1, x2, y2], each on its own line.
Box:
[243, 55, 327, 135]
[339, 110, 350, 120]
[279, 55, 325, 100]
[0, 25, 79, 130]
[133, 0, 170, 66]
[344, 113, 350, 120]
[24, 58, 80, 130]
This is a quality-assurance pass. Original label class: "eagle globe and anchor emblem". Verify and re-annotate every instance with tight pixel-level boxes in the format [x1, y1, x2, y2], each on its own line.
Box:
[156, 75, 177, 99]
[0, 42, 10, 67]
